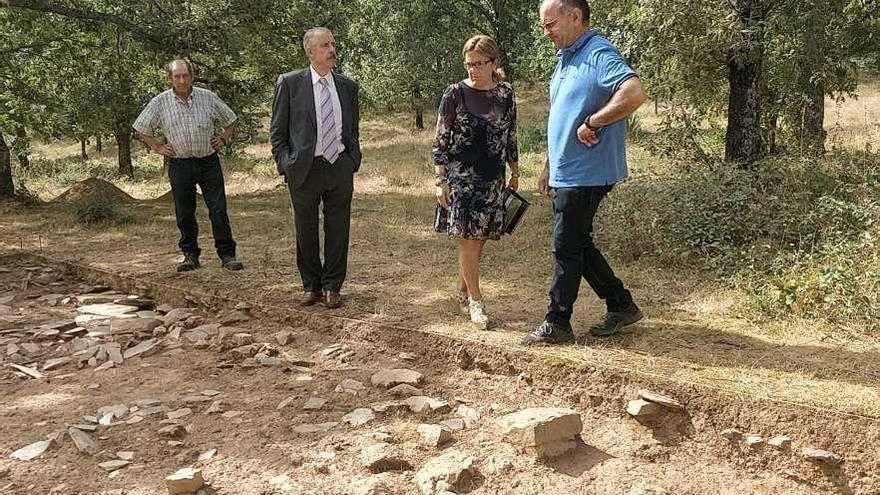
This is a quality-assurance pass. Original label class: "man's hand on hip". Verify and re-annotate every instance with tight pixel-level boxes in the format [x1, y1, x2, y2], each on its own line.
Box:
[153, 144, 177, 157]
[576, 123, 600, 147]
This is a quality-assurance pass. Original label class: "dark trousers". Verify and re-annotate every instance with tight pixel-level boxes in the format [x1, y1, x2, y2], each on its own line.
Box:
[168, 153, 236, 258]
[287, 157, 354, 293]
[546, 185, 633, 325]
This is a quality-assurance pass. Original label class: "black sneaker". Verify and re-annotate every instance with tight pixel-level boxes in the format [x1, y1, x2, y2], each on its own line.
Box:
[177, 252, 200, 272]
[521, 320, 575, 346]
[589, 304, 644, 337]
[221, 256, 244, 271]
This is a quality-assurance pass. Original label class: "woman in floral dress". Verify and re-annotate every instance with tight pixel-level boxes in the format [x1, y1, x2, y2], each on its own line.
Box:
[432, 35, 520, 329]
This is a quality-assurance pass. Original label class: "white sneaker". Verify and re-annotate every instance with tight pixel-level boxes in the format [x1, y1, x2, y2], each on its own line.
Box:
[469, 298, 488, 329]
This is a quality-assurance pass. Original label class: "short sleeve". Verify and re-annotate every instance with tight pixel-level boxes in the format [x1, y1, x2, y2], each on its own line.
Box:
[211, 92, 237, 127]
[596, 46, 637, 94]
[132, 97, 161, 135]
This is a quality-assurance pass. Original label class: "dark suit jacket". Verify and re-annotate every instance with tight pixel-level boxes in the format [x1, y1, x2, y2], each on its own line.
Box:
[270, 69, 362, 189]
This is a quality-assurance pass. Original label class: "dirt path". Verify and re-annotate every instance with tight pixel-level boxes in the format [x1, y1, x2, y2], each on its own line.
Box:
[1, 255, 877, 495]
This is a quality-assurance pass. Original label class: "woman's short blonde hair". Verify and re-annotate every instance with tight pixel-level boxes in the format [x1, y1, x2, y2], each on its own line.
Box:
[462, 35, 506, 82]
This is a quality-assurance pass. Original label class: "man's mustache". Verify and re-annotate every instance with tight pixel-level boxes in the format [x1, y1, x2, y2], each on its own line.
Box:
[327, 53, 337, 60]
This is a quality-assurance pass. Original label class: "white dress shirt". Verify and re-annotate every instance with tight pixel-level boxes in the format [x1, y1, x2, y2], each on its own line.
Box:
[310, 66, 345, 157]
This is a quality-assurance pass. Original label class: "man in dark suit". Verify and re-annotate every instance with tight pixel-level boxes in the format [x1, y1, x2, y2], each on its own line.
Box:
[270, 27, 361, 309]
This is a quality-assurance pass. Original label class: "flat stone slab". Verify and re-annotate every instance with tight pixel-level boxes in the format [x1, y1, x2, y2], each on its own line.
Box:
[371, 369, 424, 388]
[166, 467, 205, 494]
[638, 390, 685, 411]
[414, 450, 476, 495]
[123, 339, 158, 359]
[98, 459, 130, 472]
[343, 408, 376, 427]
[10, 440, 52, 461]
[627, 399, 663, 417]
[404, 396, 451, 415]
[68, 427, 98, 455]
[492, 407, 583, 458]
[418, 424, 452, 448]
[802, 447, 842, 466]
[77, 304, 139, 318]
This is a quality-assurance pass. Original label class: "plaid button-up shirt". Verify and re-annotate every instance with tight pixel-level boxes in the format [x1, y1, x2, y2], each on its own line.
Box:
[133, 86, 237, 159]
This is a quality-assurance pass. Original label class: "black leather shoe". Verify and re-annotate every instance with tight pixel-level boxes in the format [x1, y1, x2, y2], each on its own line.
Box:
[589, 304, 644, 337]
[521, 320, 575, 346]
[177, 253, 200, 272]
[221, 256, 244, 271]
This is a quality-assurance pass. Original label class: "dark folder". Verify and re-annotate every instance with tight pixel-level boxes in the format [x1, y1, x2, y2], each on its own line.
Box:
[502, 187, 530, 235]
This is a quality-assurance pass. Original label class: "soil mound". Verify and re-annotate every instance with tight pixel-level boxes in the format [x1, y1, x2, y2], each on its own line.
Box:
[54, 178, 134, 204]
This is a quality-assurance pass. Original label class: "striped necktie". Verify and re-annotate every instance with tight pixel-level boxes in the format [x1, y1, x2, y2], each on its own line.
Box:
[318, 78, 340, 163]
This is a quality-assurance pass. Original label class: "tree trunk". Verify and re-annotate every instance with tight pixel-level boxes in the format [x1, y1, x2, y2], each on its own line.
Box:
[114, 121, 133, 176]
[80, 138, 88, 160]
[0, 131, 14, 199]
[14, 127, 29, 169]
[413, 83, 424, 130]
[800, 78, 826, 156]
[724, 0, 765, 168]
[96, 135, 103, 154]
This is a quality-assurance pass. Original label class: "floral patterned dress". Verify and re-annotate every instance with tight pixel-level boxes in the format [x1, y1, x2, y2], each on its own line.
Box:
[432, 81, 519, 240]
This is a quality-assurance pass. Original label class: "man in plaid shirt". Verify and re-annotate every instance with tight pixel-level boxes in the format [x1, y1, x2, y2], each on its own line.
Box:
[134, 59, 244, 272]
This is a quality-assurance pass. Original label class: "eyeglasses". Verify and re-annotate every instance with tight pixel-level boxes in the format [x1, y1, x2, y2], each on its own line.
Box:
[539, 16, 559, 30]
[463, 59, 494, 70]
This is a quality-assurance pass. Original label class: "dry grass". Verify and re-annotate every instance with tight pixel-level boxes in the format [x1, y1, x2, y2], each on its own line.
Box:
[2, 80, 880, 418]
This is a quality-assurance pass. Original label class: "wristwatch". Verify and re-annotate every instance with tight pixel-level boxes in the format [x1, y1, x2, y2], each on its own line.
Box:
[584, 114, 601, 131]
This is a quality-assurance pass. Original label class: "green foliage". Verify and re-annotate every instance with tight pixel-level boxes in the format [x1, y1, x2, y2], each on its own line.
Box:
[72, 197, 133, 226]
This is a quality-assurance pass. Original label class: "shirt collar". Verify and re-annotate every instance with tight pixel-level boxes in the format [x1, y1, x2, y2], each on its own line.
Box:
[558, 28, 597, 58]
[172, 87, 195, 105]
[310, 65, 333, 85]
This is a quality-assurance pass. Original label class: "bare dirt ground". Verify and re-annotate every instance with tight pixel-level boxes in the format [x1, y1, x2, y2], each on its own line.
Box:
[1, 255, 878, 495]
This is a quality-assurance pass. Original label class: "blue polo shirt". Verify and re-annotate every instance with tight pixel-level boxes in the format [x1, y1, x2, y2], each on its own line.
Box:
[547, 29, 637, 187]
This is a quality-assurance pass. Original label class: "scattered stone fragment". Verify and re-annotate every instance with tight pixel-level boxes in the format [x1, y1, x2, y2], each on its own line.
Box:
[484, 454, 513, 476]
[493, 407, 583, 458]
[180, 395, 213, 404]
[371, 401, 407, 414]
[626, 399, 663, 417]
[745, 435, 764, 448]
[417, 424, 452, 448]
[720, 428, 742, 441]
[66, 423, 97, 432]
[638, 390, 685, 411]
[166, 467, 205, 495]
[126, 416, 144, 425]
[67, 427, 98, 455]
[77, 303, 139, 318]
[277, 396, 297, 410]
[95, 361, 115, 372]
[122, 339, 157, 359]
[111, 318, 162, 336]
[274, 331, 294, 346]
[167, 408, 192, 420]
[9, 364, 43, 379]
[232, 333, 253, 346]
[398, 352, 417, 361]
[371, 369, 424, 389]
[221, 410, 242, 419]
[219, 310, 250, 325]
[156, 304, 173, 314]
[198, 449, 217, 462]
[350, 476, 392, 495]
[162, 309, 194, 327]
[257, 355, 282, 366]
[98, 460, 130, 472]
[336, 379, 366, 395]
[201, 390, 221, 397]
[414, 450, 476, 495]
[360, 444, 412, 473]
[42, 357, 72, 371]
[769, 436, 792, 450]
[293, 422, 338, 434]
[116, 451, 135, 461]
[438, 419, 465, 432]
[98, 404, 128, 422]
[456, 405, 480, 428]
[404, 396, 451, 415]
[159, 424, 187, 439]
[9, 440, 53, 461]
[104, 344, 124, 365]
[304, 397, 328, 410]
[802, 447, 842, 466]
[343, 408, 377, 427]
[388, 384, 423, 397]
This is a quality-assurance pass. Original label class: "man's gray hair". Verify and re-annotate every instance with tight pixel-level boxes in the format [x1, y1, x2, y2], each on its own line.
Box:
[303, 27, 332, 53]
[166, 59, 194, 76]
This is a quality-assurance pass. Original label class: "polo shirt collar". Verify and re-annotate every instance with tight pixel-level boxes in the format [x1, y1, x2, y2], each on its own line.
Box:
[558, 28, 598, 58]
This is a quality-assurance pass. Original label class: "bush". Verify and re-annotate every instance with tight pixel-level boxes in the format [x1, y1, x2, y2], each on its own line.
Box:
[72, 198, 133, 226]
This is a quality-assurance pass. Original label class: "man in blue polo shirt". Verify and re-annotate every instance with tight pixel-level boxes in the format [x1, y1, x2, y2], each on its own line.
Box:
[523, 0, 648, 345]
